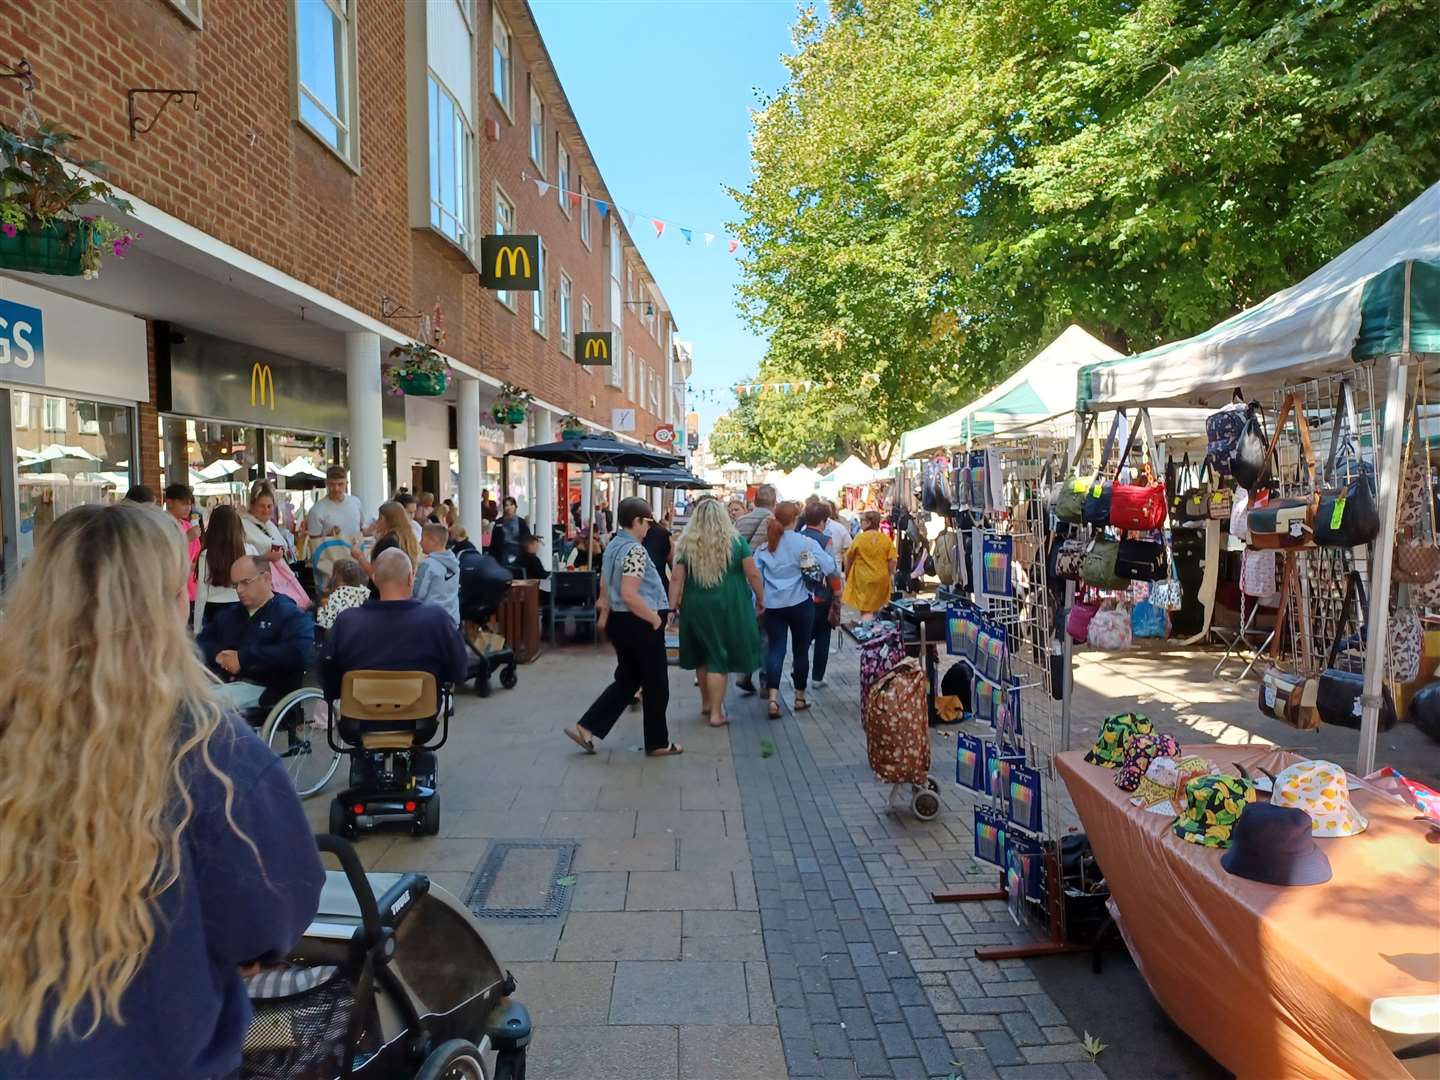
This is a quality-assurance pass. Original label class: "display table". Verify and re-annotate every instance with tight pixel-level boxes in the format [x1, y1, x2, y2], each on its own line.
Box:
[1056, 745, 1440, 1080]
[499, 579, 542, 664]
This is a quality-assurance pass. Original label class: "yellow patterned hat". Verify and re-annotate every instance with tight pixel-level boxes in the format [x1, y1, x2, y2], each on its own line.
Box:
[1172, 774, 1259, 847]
[1271, 760, 1368, 838]
[1131, 755, 1215, 816]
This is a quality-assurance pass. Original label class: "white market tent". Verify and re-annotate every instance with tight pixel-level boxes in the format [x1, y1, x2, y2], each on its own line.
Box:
[1074, 179, 1440, 775]
[829, 454, 879, 486]
[769, 465, 822, 500]
[901, 325, 1123, 458]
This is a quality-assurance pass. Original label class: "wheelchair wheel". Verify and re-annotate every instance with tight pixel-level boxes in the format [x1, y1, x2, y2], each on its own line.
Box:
[499, 666, 518, 690]
[415, 1038, 486, 1080]
[263, 688, 342, 799]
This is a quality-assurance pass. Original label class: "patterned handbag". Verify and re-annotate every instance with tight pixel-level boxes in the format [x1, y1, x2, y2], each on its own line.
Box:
[1239, 548, 1276, 598]
[1395, 378, 1440, 584]
[858, 629, 906, 708]
[1087, 600, 1132, 651]
[1388, 607, 1424, 683]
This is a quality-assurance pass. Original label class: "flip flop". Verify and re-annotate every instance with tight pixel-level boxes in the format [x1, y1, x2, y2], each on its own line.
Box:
[564, 726, 597, 754]
[647, 743, 685, 757]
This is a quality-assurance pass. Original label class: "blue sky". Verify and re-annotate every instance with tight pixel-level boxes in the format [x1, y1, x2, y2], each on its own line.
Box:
[530, 0, 803, 435]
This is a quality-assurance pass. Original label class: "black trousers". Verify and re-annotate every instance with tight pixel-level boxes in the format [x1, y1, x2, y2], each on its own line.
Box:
[580, 611, 671, 752]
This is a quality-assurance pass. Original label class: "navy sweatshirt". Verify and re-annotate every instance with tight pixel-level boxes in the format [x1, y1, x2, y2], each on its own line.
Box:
[321, 597, 470, 701]
[0, 715, 325, 1079]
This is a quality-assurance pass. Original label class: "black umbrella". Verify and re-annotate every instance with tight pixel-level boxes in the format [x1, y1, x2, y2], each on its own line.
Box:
[628, 466, 711, 490]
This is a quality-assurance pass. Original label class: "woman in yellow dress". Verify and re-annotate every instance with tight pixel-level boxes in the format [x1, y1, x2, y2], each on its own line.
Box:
[843, 510, 898, 619]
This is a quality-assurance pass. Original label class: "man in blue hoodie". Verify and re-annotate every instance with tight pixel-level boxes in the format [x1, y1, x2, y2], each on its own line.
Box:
[412, 522, 461, 625]
[196, 555, 314, 712]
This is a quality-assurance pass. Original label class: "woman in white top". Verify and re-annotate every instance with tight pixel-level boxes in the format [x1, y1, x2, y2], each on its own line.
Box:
[191, 504, 258, 633]
[241, 483, 289, 564]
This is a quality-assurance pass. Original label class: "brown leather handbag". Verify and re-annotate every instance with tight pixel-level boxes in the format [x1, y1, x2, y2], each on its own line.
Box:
[1256, 554, 1320, 730]
[1246, 394, 1319, 551]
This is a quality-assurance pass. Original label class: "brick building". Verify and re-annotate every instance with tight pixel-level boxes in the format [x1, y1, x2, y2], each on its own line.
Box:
[0, 0, 685, 580]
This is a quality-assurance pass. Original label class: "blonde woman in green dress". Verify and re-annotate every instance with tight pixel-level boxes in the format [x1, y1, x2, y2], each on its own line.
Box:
[670, 497, 765, 726]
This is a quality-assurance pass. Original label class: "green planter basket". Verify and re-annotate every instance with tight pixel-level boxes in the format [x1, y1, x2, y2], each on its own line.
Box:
[561, 426, 587, 440]
[506, 404, 527, 425]
[396, 370, 447, 396]
[0, 220, 90, 276]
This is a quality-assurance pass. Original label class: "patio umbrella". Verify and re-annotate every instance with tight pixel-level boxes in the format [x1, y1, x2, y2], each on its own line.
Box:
[197, 458, 245, 481]
[20, 444, 104, 476]
[627, 466, 711, 490]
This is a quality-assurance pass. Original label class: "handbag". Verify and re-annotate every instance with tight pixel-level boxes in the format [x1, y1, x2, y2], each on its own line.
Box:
[1114, 539, 1167, 582]
[1087, 600, 1132, 651]
[1173, 454, 1211, 523]
[1313, 382, 1379, 548]
[1229, 486, 1251, 542]
[1395, 375, 1440, 582]
[1389, 608, 1423, 683]
[1082, 481, 1113, 527]
[1239, 548, 1276, 598]
[1245, 394, 1319, 550]
[1131, 600, 1168, 639]
[1150, 568, 1184, 611]
[1105, 416, 1167, 530]
[1256, 556, 1319, 730]
[1230, 402, 1270, 490]
[1066, 599, 1099, 643]
[1055, 477, 1091, 524]
[1315, 572, 1397, 730]
[270, 559, 314, 611]
[1081, 539, 1126, 589]
[1206, 399, 1248, 477]
[1052, 538, 1085, 582]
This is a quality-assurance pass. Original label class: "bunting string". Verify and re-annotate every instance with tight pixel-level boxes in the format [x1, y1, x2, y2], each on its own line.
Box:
[522, 171, 744, 257]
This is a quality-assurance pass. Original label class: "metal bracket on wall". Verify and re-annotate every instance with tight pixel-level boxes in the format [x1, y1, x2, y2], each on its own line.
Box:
[1, 58, 35, 94]
[126, 89, 199, 139]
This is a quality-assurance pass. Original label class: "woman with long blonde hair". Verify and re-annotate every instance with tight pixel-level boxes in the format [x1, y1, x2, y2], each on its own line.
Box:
[350, 498, 421, 581]
[670, 497, 764, 726]
[0, 503, 323, 1078]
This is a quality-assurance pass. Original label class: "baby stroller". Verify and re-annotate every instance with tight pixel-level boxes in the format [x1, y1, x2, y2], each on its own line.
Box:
[457, 548, 518, 697]
[242, 834, 532, 1080]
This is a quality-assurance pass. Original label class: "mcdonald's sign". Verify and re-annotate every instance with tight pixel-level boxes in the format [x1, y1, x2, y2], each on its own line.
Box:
[480, 234, 541, 291]
[249, 362, 276, 410]
[575, 331, 613, 366]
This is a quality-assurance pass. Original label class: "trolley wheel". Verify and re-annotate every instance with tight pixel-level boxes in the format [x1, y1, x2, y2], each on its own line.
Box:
[415, 1038, 486, 1080]
[494, 1048, 528, 1080]
[925, 776, 941, 793]
[328, 798, 351, 838]
[499, 666, 518, 690]
[262, 688, 341, 799]
[416, 794, 441, 837]
[911, 788, 941, 821]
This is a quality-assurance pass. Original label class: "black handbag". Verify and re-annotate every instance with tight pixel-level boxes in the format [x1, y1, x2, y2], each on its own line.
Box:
[1313, 385, 1379, 547]
[1230, 402, 1269, 491]
[1315, 572, 1397, 730]
[1082, 482, 1113, 527]
[1113, 539, 1167, 581]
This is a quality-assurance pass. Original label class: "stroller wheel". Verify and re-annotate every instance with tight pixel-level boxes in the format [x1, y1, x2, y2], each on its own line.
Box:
[415, 1038, 486, 1080]
[925, 776, 941, 793]
[911, 788, 941, 821]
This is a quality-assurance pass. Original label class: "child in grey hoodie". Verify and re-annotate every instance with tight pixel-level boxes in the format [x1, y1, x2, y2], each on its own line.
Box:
[413, 522, 461, 626]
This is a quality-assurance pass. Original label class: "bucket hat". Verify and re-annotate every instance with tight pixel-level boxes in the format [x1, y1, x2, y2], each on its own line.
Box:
[1172, 774, 1258, 847]
[1115, 732, 1183, 791]
[1271, 760, 1368, 837]
[1220, 803, 1332, 886]
[1130, 755, 1214, 815]
[1085, 713, 1153, 768]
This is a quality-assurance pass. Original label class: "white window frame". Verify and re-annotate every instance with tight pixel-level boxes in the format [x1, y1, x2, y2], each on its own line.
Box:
[579, 182, 592, 248]
[428, 73, 473, 253]
[581, 297, 593, 333]
[532, 238, 548, 337]
[625, 349, 636, 399]
[529, 85, 545, 173]
[557, 143, 571, 218]
[609, 329, 624, 388]
[491, 9, 513, 117]
[455, 0, 474, 31]
[626, 265, 635, 304]
[12, 391, 30, 429]
[292, 0, 359, 170]
[558, 272, 573, 352]
[494, 186, 517, 310]
[166, 0, 203, 29]
[43, 395, 65, 432]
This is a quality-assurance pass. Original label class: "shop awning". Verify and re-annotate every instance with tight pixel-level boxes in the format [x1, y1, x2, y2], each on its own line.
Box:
[1076, 180, 1440, 411]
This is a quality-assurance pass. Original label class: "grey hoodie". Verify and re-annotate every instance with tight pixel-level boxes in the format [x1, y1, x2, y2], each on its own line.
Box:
[413, 547, 461, 626]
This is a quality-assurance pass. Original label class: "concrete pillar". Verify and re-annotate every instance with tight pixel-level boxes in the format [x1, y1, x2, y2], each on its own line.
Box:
[344, 332, 385, 518]
[457, 375, 483, 537]
[534, 409, 555, 569]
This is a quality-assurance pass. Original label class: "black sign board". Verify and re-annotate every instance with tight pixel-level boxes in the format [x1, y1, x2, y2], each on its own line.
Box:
[480, 234, 541, 291]
[575, 331, 614, 366]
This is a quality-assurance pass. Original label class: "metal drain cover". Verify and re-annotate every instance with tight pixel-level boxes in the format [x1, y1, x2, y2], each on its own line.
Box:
[464, 840, 577, 918]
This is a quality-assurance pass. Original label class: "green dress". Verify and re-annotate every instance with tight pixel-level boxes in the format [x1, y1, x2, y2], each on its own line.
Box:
[677, 536, 762, 674]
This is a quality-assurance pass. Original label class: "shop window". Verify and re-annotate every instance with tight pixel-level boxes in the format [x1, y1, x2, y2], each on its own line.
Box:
[559, 272, 573, 351]
[11, 391, 29, 429]
[428, 74, 473, 251]
[580, 182, 592, 247]
[532, 238, 548, 337]
[42, 396, 65, 432]
[492, 10, 513, 116]
[494, 187, 517, 309]
[529, 85, 545, 173]
[293, 0, 359, 168]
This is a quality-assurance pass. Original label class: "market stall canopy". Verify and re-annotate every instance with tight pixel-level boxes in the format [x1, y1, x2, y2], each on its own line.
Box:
[771, 465, 821, 500]
[196, 458, 245, 481]
[274, 457, 327, 479]
[508, 433, 680, 470]
[18, 444, 104, 468]
[1077, 180, 1440, 411]
[901, 325, 1122, 457]
[827, 454, 879, 487]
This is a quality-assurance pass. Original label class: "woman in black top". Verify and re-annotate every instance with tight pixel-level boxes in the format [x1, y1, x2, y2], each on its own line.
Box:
[489, 496, 531, 568]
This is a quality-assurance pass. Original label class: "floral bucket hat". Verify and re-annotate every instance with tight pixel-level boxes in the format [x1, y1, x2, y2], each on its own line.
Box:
[1115, 732, 1183, 792]
[1172, 774, 1259, 847]
[1085, 713, 1154, 768]
[1271, 760, 1368, 838]
[1130, 754, 1214, 815]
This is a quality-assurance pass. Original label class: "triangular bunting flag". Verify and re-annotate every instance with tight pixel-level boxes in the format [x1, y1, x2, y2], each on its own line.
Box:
[727, 239, 739, 254]
[704, 233, 715, 247]
[680, 228, 692, 245]
[594, 199, 609, 217]
[625, 209, 637, 227]
[569, 191, 582, 210]
[535, 179, 551, 197]
[652, 219, 666, 237]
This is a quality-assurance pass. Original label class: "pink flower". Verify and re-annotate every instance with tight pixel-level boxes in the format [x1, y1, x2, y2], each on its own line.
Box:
[1, 223, 16, 238]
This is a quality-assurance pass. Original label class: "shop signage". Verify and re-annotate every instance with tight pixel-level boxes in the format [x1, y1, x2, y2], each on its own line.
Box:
[163, 327, 404, 439]
[0, 296, 44, 387]
[575, 331, 612, 365]
[612, 407, 636, 432]
[480, 234, 541, 291]
[653, 424, 676, 445]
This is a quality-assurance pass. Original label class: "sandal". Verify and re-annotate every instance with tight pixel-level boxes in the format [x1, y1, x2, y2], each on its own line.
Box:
[564, 726, 597, 754]
[647, 743, 685, 757]
[794, 692, 809, 712]
[767, 698, 782, 720]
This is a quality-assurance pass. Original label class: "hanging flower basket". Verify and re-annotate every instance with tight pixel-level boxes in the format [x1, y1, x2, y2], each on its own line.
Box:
[559, 413, 587, 439]
[396, 370, 447, 396]
[0, 219, 90, 275]
[493, 383, 534, 427]
[385, 342, 449, 396]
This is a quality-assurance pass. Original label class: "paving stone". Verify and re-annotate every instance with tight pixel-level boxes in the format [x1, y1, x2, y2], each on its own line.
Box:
[1019, 1043, 1091, 1065]
[806, 993, 842, 1024]
[679, 1024, 786, 1080]
[924, 986, 963, 1015]
[506, 961, 613, 1025]
[998, 1068, 1071, 1080]
[678, 833, 751, 869]
[783, 1035, 822, 1077]
[877, 1021, 918, 1060]
[903, 1005, 945, 1039]
[812, 1023, 851, 1059]
[849, 1038, 894, 1078]
[1043, 1025, 1079, 1045]
[982, 979, 1043, 998]
[636, 809, 727, 839]
[610, 961, 749, 1025]
[888, 1057, 928, 1080]
[1000, 1010, 1047, 1047]
[839, 1006, 878, 1041]
[681, 910, 764, 960]
[596, 784, 680, 811]
[777, 1006, 812, 1038]
[772, 977, 805, 1008]
[940, 1012, 1002, 1032]
[556, 910, 680, 961]
[568, 870, 629, 912]
[867, 991, 903, 1023]
[833, 979, 865, 1008]
[572, 837, 677, 872]
[474, 918, 563, 963]
[1021, 993, 1067, 1028]
[849, 941, 881, 967]
[626, 870, 736, 911]
[948, 1048, 1000, 1080]
[545, 810, 637, 838]
[1064, 1062, 1107, 1079]
[977, 1029, 1025, 1067]
[679, 783, 743, 811]
[527, 1024, 677, 1080]
[947, 1032, 980, 1050]
[746, 961, 776, 1023]
[963, 995, 1028, 1014]
[914, 1035, 957, 1076]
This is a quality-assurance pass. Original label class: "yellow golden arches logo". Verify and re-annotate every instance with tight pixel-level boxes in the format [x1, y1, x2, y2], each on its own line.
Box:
[584, 337, 608, 361]
[494, 244, 531, 280]
[250, 362, 276, 410]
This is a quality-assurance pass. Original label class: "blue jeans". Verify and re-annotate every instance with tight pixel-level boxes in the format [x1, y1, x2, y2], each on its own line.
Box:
[763, 601, 815, 693]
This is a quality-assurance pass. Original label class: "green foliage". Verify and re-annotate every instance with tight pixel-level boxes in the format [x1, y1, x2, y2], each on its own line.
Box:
[730, 0, 1440, 460]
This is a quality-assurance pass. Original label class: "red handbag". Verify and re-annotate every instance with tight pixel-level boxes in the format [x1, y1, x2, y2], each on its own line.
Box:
[1110, 480, 1167, 530]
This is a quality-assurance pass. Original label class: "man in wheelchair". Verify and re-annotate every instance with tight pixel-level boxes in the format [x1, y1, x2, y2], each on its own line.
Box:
[321, 549, 468, 835]
[196, 554, 314, 713]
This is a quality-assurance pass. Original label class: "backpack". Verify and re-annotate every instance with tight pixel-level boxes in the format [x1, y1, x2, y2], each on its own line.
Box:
[933, 529, 960, 586]
[1205, 401, 1249, 477]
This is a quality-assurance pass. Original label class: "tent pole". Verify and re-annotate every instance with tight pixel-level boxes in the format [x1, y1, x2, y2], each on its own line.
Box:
[1058, 411, 1087, 751]
[1357, 353, 1410, 775]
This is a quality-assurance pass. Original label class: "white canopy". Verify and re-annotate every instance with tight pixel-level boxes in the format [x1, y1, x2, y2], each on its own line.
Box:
[827, 454, 878, 486]
[901, 325, 1123, 457]
[196, 458, 245, 480]
[770, 465, 821, 500]
[275, 456, 326, 479]
[1078, 180, 1440, 411]
[19, 444, 103, 466]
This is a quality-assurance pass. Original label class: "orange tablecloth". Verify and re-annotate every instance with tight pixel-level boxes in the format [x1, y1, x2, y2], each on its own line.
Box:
[1056, 745, 1440, 1080]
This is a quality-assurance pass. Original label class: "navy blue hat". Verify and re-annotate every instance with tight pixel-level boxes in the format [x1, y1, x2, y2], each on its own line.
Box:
[1220, 803, 1332, 887]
